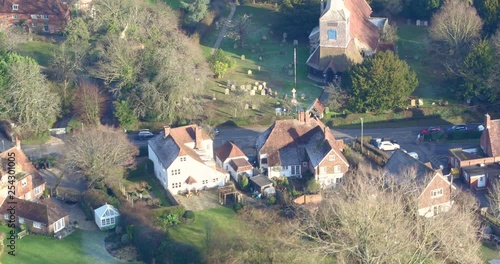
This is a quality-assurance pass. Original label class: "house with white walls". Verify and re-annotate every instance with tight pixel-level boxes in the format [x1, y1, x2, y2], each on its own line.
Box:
[256, 111, 349, 188]
[148, 125, 229, 194]
[215, 141, 253, 182]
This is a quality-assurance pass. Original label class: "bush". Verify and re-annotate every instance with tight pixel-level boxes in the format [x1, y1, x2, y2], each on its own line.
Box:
[233, 202, 243, 212]
[305, 179, 320, 194]
[182, 210, 195, 223]
[239, 174, 249, 191]
[208, 49, 235, 78]
[267, 196, 276, 205]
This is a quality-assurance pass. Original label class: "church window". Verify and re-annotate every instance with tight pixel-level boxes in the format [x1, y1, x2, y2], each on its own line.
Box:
[327, 30, 337, 40]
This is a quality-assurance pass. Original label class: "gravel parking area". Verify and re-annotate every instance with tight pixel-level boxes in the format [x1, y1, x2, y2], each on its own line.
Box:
[175, 189, 222, 211]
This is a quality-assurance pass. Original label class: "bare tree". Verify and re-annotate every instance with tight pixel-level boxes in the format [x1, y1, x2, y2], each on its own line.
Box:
[430, 0, 483, 52]
[73, 81, 106, 125]
[63, 126, 138, 188]
[488, 180, 500, 216]
[223, 14, 252, 48]
[0, 24, 26, 52]
[290, 164, 482, 263]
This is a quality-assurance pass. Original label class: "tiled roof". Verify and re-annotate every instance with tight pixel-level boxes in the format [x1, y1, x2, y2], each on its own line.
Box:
[385, 150, 440, 185]
[185, 176, 197, 185]
[249, 175, 273, 188]
[0, 198, 67, 225]
[214, 141, 246, 164]
[0, 145, 45, 189]
[228, 158, 252, 172]
[0, 0, 70, 16]
[307, 98, 325, 114]
[306, 39, 363, 72]
[257, 114, 348, 167]
[344, 0, 380, 51]
[480, 116, 500, 157]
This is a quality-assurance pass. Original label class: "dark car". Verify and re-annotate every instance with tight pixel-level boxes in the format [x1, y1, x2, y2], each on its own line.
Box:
[448, 125, 468, 131]
[212, 128, 220, 136]
[421, 126, 442, 134]
[137, 129, 154, 140]
[246, 154, 258, 167]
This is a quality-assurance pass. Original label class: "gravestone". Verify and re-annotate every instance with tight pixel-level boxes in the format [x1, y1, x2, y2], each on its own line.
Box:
[252, 86, 257, 90]
[274, 91, 278, 96]
[255, 81, 259, 86]
[260, 89, 266, 96]
[259, 56, 263, 61]
[252, 104, 257, 110]
[224, 88, 229, 95]
[240, 85, 245, 90]
[416, 20, 421, 26]
[284, 94, 288, 100]
[257, 66, 261, 71]
[241, 55, 245, 60]
[407, 19, 411, 25]
[423, 21, 428, 26]
[244, 104, 249, 110]
[230, 84, 236, 90]
[293, 40, 298, 46]
[245, 84, 251, 90]
[288, 69, 294, 76]
[250, 90, 256, 96]
[282, 32, 287, 42]
[301, 93, 305, 100]
[247, 69, 252, 75]
[418, 99, 424, 106]
[233, 43, 238, 49]
[262, 35, 267, 41]
[410, 99, 416, 107]
[258, 85, 263, 90]
[263, 82, 267, 88]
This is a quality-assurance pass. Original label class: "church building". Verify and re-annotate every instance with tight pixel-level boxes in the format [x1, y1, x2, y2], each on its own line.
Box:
[306, 0, 388, 82]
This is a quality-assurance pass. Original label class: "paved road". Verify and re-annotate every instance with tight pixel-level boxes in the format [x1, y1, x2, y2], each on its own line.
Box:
[211, 1, 236, 54]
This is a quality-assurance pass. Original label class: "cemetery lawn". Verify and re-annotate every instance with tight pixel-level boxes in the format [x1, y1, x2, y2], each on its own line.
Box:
[200, 3, 324, 126]
[0, 227, 121, 264]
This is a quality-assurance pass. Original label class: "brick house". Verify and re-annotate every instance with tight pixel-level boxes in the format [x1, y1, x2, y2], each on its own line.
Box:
[0, 0, 71, 33]
[386, 150, 455, 217]
[306, 0, 388, 82]
[449, 114, 500, 190]
[256, 111, 349, 188]
[214, 141, 253, 182]
[0, 138, 46, 206]
[148, 125, 229, 194]
[1, 197, 68, 234]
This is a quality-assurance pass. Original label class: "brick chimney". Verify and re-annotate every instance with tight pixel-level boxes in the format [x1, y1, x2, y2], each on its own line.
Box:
[195, 126, 203, 149]
[15, 136, 20, 150]
[320, 0, 324, 14]
[163, 126, 171, 138]
[485, 113, 491, 129]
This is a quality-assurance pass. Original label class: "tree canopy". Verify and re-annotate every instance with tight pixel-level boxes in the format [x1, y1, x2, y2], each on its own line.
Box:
[343, 51, 418, 113]
[180, 0, 210, 26]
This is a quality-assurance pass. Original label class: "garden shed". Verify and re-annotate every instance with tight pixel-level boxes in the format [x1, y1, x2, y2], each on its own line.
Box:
[249, 175, 273, 193]
[94, 204, 120, 230]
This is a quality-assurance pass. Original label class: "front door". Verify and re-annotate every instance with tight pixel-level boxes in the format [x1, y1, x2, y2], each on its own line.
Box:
[477, 175, 486, 188]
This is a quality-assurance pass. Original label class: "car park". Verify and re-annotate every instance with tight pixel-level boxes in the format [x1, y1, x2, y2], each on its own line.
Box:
[377, 141, 400, 151]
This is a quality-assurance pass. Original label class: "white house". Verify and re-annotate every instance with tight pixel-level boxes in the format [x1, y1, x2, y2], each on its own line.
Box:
[215, 141, 253, 182]
[256, 111, 349, 188]
[94, 204, 120, 230]
[148, 125, 229, 194]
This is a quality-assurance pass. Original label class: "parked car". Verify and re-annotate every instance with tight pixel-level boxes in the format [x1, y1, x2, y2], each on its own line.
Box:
[137, 129, 154, 140]
[212, 127, 220, 136]
[421, 126, 442, 134]
[478, 125, 485, 131]
[378, 141, 400, 151]
[370, 138, 397, 147]
[407, 152, 419, 160]
[448, 125, 467, 131]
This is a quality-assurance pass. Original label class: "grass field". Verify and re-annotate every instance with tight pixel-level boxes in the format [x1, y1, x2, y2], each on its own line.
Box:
[16, 41, 57, 67]
[480, 242, 500, 262]
[1, 227, 123, 264]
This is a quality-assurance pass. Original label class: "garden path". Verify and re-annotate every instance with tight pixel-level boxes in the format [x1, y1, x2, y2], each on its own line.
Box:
[211, 1, 236, 54]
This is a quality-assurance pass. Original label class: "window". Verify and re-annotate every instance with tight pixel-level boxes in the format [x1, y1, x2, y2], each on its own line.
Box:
[202, 180, 208, 185]
[54, 218, 65, 233]
[334, 165, 341, 173]
[33, 221, 41, 229]
[101, 219, 105, 226]
[291, 165, 300, 175]
[282, 166, 288, 170]
[12, 4, 18, 10]
[32, 23, 37, 27]
[3, 214, 8, 220]
[431, 188, 443, 198]
[19, 217, 24, 224]
[336, 177, 342, 184]
[12, 14, 18, 19]
[327, 29, 337, 40]
[171, 182, 181, 188]
[212, 178, 218, 183]
[43, 24, 49, 32]
[41, 14, 49, 19]
[106, 218, 110, 225]
[21, 179, 27, 187]
[320, 167, 327, 174]
[329, 155, 335, 161]
[34, 186, 42, 195]
[110, 217, 115, 224]
[433, 205, 442, 216]
[31, 14, 37, 19]
[171, 169, 180, 175]
[180, 157, 186, 162]
[302, 162, 308, 167]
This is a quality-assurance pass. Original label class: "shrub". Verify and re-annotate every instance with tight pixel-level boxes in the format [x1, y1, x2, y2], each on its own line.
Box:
[126, 225, 134, 240]
[208, 49, 235, 78]
[267, 196, 276, 205]
[239, 174, 249, 191]
[182, 210, 195, 223]
[305, 179, 321, 194]
[20, 224, 26, 231]
[233, 202, 244, 212]
[121, 233, 131, 245]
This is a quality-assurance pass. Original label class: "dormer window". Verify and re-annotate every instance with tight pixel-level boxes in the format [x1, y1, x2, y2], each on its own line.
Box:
[41, 15, 49, 20]
[12, 4, 19, 10]
[327, 29, 337, 40]
[21, 179, 27, 187]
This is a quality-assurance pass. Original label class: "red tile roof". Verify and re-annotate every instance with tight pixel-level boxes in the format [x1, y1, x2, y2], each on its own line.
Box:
[480, 115, 500, 157]
[185, 176, 197, 185]
[344, 0, 380, 51]
[0, 198, 67, 225]
[228, 158, 252, 172]
[214, 141, 246, 164]
[0, 0, 70, 17]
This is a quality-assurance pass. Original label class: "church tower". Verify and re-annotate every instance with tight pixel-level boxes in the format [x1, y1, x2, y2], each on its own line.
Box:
[319, 0, 351, 49]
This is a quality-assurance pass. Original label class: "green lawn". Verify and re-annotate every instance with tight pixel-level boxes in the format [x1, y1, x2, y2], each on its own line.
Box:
[480, 242, 500, 262]
[16, 41, 57, 67]
[126, 160, 174, 207]
[168, 206, 243, 254]
[1, 227, 123, 264]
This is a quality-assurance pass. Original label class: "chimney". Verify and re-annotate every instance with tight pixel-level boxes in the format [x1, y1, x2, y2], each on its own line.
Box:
[320, 0, 324, 14]
[195, 126, 203, 149]
[15, 136, 20, 150]
[485, 113, 491, 129]
[163, 126, 171, 138]
[298, 111, 304, 123]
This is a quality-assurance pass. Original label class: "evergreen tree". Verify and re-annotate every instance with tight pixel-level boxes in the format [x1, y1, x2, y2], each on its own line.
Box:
[181, 0, 210, 25]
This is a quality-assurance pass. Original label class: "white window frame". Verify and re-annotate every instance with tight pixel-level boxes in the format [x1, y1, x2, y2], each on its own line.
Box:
[180, 157, 186, 162]
[101, 219, 105, 226]
[334, 165, 341, 173]
[54, 218, 65, 233]
[106, 218, 110, 225]
[21, 179, 27, 187]
[329, 155, 335, 161]
[431, 188, 443, 198]
[31, 14, 37, 19]
[33, 221, 41, 229]
[43, 24, 49, 32]
[320, 167, 327, 174]
[34, 186, 42, 195]
[12, 4, 19, 10]
[110, 217, 115, 224]
[19, 217, 24, 224]
[12, 14, 18, 19]
[41, 14, 49, 20]
[4, 214, 9, 220]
